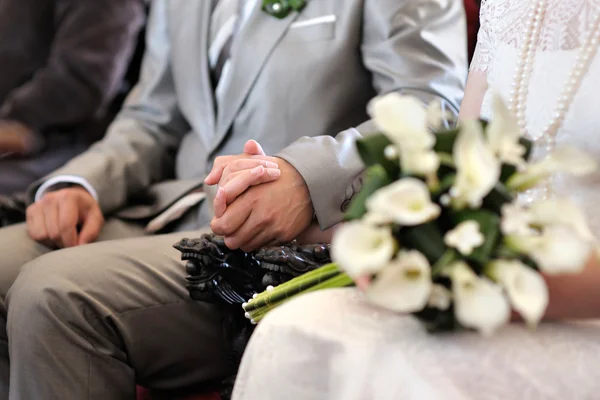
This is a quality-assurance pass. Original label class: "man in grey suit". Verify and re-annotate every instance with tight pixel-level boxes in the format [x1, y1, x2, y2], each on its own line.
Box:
[0, 0, 466, 397]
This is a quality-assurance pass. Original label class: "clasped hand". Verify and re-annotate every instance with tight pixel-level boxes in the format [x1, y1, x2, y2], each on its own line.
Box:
[24, 140, 315, 251]
[206, 140, 314, 252]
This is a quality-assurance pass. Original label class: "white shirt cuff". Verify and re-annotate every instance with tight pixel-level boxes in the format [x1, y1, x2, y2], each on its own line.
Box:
[35, 175, 99, 202]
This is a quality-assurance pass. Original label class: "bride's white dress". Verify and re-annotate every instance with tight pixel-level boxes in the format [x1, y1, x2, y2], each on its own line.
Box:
[232, 1, 600, 399]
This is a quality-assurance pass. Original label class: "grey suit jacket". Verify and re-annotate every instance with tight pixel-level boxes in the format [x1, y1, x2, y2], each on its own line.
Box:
[36, 0, 467, 230]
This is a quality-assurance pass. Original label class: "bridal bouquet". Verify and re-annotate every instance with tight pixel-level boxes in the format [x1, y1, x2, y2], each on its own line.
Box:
[243, 93, 598, 335]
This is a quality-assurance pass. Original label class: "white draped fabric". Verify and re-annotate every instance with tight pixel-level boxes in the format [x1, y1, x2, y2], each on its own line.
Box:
[232, 1, 600, 398]
[234, 289, 600, 400]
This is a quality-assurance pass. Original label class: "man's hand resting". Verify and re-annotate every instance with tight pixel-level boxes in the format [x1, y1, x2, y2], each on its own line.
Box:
[205, 140, 281, 217]
[210, 158, 314, 252]
[26, 187, 104, 248]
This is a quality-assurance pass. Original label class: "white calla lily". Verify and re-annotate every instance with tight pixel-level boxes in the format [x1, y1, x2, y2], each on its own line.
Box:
[506, 225, 592, 275]
[362, 211, 393, 226]
[486, 93, 526, 166]
[399, 147, 440, 176]
[500, 202, 536, 236]
[450, 120, 501, 208]
[487, 260, 549, 327]
[428, 284, 452, 310]
[367, 251, 432, 313]
[444, 221, 485, 255]
[331, 221, 396, 278]
[529, 198, 596, 242]
[368, 93, 435, 150]
[450, 262, 511, 335]
[507, 146, 598, 191]
[366, 178, 441, 226]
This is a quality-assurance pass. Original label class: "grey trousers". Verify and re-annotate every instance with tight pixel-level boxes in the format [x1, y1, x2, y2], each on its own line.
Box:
[0, 220, 230, 399]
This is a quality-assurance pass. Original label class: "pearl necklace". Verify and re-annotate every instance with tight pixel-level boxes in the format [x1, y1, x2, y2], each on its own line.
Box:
[509, 0, 600, 145]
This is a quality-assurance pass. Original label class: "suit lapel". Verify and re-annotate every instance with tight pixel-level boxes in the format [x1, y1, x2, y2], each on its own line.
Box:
[212, 1, 301, 152]
[181, 1, 215, 147]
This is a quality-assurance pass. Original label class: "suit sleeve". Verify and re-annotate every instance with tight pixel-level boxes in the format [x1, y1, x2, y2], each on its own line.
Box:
[29, 0, 191, 214]
[277, 0, 468, 229]
[0, 0, 145, 133]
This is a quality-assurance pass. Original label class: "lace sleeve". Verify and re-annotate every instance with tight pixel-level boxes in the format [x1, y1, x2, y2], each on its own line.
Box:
[470, 0, 494, 72]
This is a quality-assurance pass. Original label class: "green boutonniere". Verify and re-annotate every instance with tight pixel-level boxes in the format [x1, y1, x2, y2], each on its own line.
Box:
[262, 0, 306, 19]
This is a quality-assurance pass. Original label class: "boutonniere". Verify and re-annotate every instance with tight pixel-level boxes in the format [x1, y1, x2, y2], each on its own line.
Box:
[262, 0, 306, 19]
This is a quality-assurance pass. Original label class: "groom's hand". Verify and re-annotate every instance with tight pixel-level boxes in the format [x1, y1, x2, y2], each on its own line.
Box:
[205, 140, 281, 217]
[204, 140, 273, 185]
[210, 159, 314, 252]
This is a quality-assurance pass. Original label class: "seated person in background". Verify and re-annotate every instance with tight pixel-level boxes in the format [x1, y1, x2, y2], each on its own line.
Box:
[0, 0, 466, 398]
[0, 0, 146, 194]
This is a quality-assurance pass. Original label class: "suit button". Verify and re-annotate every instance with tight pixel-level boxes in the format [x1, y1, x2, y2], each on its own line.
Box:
[341, 199, 352, 213]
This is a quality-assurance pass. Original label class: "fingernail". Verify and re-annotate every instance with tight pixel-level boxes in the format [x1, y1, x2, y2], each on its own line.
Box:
[252, 166, 264, 175]
[265, 161, 279, 169]
[215, 187, 224, 200]
[266, 168, 281, 177]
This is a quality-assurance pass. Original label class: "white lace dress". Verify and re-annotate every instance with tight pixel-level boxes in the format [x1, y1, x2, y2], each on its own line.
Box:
[232, 2, 600, 399]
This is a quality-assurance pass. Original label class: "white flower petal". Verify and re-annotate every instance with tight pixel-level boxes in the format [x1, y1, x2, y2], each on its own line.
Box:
[451, 262, 511, 335]
[362, 211, 393, 226]
[508, 146, 598, 191]
[488, 260, 548, 327]
[444, 221, 485, 255]
[368, 94, 426, 138]
[428, 284, 452, 310]
[367, 93, 435, 150]
[451, 120, 501, 208]
[527, 225, 592, 275]
[487, 93, 526, 166]
[331, 222, 396, 278]
[529, 198, 596, 242]
[367, 251, 432, 313]
[400, 147, 440, 176]
[366, 178, 441, 226]
[549, 146, 598, 175]
[500, 202, 536, 236]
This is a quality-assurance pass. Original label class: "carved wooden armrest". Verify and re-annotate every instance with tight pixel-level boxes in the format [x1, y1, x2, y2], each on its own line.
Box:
[174, 233, 331, 305]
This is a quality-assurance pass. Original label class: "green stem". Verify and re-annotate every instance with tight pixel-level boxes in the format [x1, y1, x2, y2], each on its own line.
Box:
[431, 249, 457, 277]
[264, 263, 340, 293]
[248, 272, 354, 323]
[244, 264, 342, 312]
[493, 244, 523, 259]
[301, 272, 354, 294]
[437, 152, 455, 167]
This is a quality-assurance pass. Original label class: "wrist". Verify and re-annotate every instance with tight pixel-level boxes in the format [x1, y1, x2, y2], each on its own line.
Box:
[35, 176, 99, 203]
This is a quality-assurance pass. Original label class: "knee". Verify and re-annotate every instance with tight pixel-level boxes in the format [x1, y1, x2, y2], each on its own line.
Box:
[6, 249, 89, 332]
[0, 223, 48, 305]
[5, 249, 110, 355]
